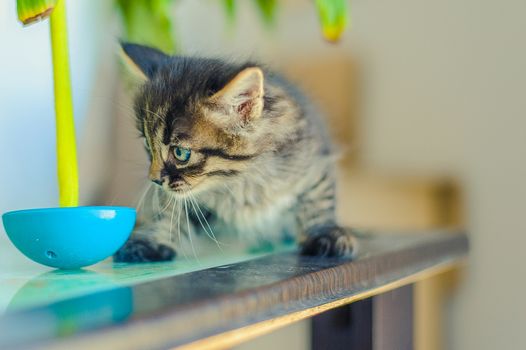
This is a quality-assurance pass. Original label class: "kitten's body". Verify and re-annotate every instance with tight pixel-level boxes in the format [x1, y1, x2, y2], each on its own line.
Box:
[114, 43, 356, 262]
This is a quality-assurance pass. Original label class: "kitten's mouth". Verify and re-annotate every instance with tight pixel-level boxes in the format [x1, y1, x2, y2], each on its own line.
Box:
[170, 188, 189, 195]
[168, 181, 189, 192]
[153, 177, 204, 196]
[163, 179, 194, 195]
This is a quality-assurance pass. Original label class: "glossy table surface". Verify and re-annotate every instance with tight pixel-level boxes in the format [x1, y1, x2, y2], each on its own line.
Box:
[0, 231, 468, 350]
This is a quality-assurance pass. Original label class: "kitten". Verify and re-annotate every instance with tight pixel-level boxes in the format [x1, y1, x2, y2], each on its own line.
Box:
[114, 43, 357, 263]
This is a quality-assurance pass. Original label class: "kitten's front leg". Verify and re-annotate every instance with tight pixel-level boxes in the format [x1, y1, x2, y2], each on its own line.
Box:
[114, 222, 176, 263]
[296, 170, 357, 258]
[300, 225, 357, 257]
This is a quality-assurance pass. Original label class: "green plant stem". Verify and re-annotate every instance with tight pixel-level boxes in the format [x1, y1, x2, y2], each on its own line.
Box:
[50, 0, 78, 207]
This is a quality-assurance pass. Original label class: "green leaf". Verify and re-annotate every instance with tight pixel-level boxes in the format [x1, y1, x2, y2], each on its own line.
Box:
[17, 0, 57, 25]
[254, 0, 277, 26]
[314, 0, 348, 42]
[223, 0, 236, 24]
[115, 0, 177, 53]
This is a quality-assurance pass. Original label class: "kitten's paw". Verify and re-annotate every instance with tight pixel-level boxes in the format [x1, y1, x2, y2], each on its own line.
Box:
[113, 238, 176, 263]
[300, 226, 357, 258]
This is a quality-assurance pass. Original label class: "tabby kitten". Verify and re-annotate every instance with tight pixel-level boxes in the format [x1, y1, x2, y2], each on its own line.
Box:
[114, 43, 357, 262]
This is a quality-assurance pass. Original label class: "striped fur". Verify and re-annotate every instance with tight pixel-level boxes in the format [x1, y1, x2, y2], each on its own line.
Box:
[114, 43, 356, 262]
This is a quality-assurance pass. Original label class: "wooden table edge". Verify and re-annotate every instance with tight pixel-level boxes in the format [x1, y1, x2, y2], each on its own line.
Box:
[174, 258, 465, 350]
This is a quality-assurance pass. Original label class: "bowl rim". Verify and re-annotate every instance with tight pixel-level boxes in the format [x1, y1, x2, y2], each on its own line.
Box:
[2, 206, 136, 218]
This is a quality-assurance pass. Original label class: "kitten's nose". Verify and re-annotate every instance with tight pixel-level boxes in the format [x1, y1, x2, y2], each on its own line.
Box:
[149, 159, 164, 186]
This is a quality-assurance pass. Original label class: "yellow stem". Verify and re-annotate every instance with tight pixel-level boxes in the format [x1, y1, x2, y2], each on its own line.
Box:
[49, 0, 78, 207]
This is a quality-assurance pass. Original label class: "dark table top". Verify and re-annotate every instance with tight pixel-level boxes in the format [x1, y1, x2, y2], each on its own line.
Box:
[0, 231, 468, 350]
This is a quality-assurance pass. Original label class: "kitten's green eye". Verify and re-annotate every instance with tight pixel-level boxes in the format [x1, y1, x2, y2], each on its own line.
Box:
[174, 146, 191, 162]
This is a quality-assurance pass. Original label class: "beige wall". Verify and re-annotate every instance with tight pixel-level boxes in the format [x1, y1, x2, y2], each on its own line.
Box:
[339, 1, 526, 349]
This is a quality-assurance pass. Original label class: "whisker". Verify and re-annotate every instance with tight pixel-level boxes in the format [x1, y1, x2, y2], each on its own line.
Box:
[169, 196, 177, 243]
[158, 194, 174, 214]
[192, 192, 229, 248]
[184, 195, 200, 262]
[187, 195, 210, 241]
[188, 193, 224, 250]
[143, 107, 166, 122]
[153, 186, 165, 217]
[150, 186, 157, 216]
[136, 183, 153, 213]
[222, 183, 236, 197]
[176, 198, 188, 260]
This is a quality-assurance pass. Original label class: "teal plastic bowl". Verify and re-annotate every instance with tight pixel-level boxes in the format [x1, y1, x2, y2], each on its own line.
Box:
[2, 206, 136, 269]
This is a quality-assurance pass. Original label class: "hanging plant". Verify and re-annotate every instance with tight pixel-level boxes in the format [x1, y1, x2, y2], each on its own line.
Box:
[115, 0, 177, 53]
[223, 0, 236, 23]
[17, 0, 56, 25]
[314, 0, 348, 42]
[115, 0, 349, 52]
[254, 0, 278, 26]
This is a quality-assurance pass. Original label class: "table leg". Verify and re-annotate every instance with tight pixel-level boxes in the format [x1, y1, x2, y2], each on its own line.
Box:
[312, 284, 414, 350]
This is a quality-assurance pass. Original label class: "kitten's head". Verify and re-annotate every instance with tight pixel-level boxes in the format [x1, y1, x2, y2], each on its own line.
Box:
[122, 43, 283, 196]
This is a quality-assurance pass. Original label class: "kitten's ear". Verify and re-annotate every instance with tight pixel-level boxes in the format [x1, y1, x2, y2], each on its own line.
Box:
[208, 67, 264, 126]
[120, 42, 168, 80]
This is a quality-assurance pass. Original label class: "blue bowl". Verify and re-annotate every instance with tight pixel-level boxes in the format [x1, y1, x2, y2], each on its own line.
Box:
[2, 206, 136, 269]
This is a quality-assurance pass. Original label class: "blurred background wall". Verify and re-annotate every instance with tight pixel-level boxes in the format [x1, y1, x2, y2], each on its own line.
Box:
[1, 0, 525, 349]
